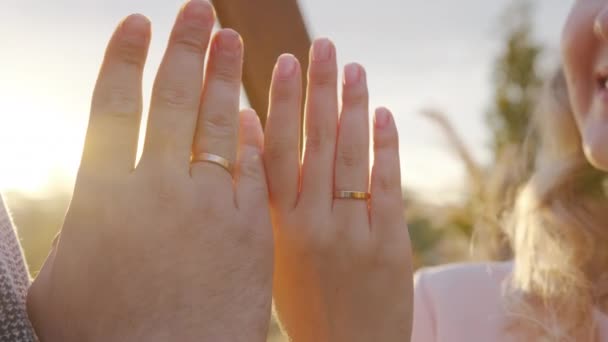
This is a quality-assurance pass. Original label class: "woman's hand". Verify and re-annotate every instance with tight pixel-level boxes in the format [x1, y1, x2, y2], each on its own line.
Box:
[27, 1, 273, 341]
[264, 40, 413, 342]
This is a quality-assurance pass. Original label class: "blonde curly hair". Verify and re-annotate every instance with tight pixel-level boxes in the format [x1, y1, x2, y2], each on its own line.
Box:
[504, 69, 608, 341]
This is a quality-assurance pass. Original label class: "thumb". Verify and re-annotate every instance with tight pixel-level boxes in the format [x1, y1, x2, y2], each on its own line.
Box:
[27, 233, 60, 328]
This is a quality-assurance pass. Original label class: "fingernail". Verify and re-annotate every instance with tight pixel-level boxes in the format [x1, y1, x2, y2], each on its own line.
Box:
[312, 39, 333, 62]
[277, 54, 297, 79]
[121, 14, 150, 39]
[182, 0, 213, 24]
[216, 29, 242, 55]
[375, 108, 392, 128]
[344, 63, 361, 86]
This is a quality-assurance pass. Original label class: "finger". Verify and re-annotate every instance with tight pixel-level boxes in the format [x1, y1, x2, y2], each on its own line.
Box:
[300, 38, 339, 208]
[191, 29, 243, 180]
[80, 14, 150, 177]
[333, 63, 370, 217]
[236, 109, 268, 209]
[264, 54, 302, 210]
[141, 0, 215, 171]
[370, 108, 406, 239]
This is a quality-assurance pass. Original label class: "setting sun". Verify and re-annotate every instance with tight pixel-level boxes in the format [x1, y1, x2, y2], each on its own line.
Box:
[0, 92, 83, 195]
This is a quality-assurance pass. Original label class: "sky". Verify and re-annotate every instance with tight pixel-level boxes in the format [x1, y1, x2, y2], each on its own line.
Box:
[0, 0, 574, 202]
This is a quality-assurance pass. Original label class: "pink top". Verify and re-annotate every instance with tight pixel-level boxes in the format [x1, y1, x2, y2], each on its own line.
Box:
[412, 262, 608, 342]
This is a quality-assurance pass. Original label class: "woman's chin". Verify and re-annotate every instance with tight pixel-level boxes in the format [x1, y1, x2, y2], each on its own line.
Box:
[583, 124, 608, 171]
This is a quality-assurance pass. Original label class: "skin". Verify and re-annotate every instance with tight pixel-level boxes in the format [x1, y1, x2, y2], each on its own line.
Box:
[563, 0, 608, 169]
[26, 1, 273, 341]
[264, 41, 414, 341]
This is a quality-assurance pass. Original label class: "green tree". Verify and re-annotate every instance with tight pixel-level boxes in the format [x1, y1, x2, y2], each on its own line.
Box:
[417, 0, 545, 263]
[486, 0, 543, 162]
[477, 0, 544, 260]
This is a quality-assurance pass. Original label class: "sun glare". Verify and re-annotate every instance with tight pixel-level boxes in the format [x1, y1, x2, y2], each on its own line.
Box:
[0, 93, 83, 196]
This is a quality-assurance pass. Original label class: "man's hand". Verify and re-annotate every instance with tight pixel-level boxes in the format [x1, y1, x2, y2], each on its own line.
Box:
[27, 1, 273, 341]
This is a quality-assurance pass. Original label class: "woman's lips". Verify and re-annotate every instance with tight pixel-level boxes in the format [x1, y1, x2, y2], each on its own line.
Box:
[597, 86, 608, 106]
[598, 79, 608, 98]
[595, 72, 608, 104]
[593, 84, 608, 119]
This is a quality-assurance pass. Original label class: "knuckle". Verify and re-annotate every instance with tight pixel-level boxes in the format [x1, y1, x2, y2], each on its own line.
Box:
[375, 168, 400, 193]
[200, 115, 236, 144]
[154, 82, 197, 109]
[310, 68, 336, 87]
[305, 134, 323, 153]
[204, 107, 235, 130]
[93, 84, 140, 117]
[271, 81, 297, 103]
[376, 176, 394, 193]
[374, 130, 399, 150]
[171, 25, 210, 57]
[264, 139, 293, 163]
[305, 126, 333, 153]
[101, 110, 140, 126]
[337, 144, 365, 167]
[343, 88, 367, 107]
[115, 36, 148, 67]
[210, 61, 241, 85]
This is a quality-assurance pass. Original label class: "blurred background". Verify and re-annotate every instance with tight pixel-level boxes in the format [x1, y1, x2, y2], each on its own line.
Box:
[0, 0, 572, 340]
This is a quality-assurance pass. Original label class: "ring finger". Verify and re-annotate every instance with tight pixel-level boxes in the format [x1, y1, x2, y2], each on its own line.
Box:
[333, 63, 370, 221]
[191, 29, 244, 182]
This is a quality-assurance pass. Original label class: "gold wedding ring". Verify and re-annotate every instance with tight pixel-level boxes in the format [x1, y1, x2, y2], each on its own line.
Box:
[192, 152, 233, 174]
[334, 190, 371, 200]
